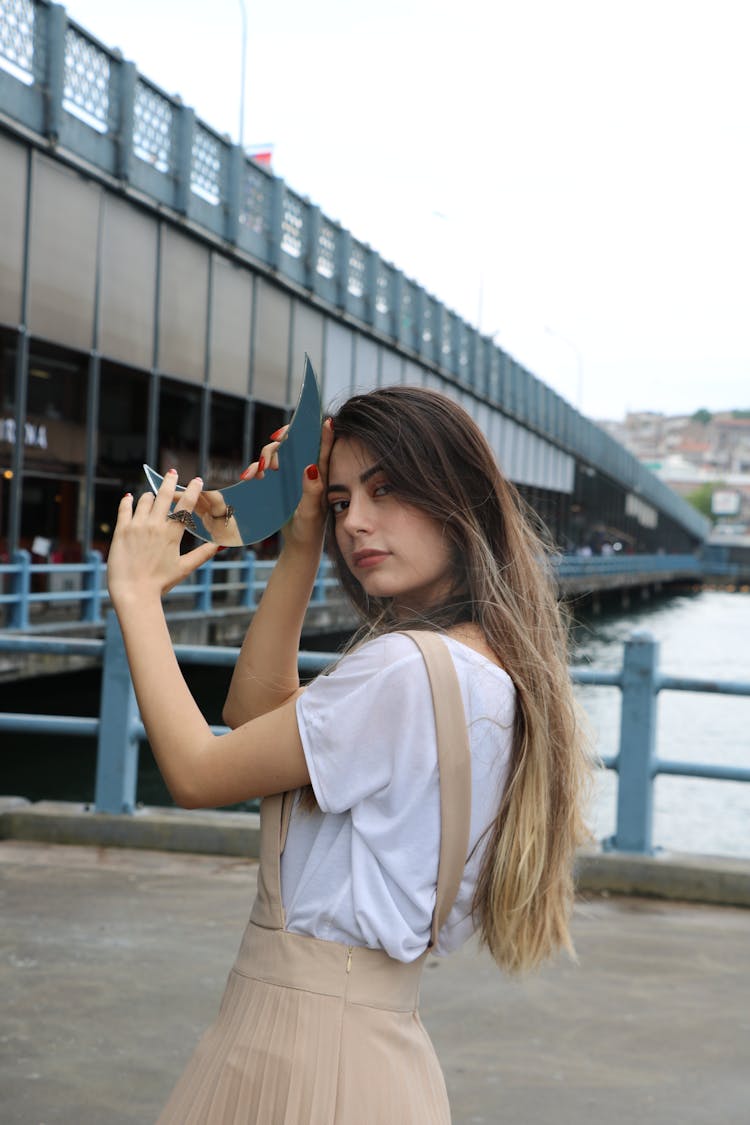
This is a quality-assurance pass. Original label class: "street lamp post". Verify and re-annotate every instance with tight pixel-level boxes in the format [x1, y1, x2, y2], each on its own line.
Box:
[545, 325, 584, 413]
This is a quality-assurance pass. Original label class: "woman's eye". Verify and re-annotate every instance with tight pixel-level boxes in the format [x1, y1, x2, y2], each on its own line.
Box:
[329, 498, 349, 515]
[373, 483, 392, 497]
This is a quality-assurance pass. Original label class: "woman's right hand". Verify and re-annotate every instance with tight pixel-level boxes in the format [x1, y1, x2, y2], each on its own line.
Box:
[242, 418, 335, 556]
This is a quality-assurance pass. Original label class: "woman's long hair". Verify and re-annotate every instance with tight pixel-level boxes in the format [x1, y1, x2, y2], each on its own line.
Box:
[326, 385, 592, 974]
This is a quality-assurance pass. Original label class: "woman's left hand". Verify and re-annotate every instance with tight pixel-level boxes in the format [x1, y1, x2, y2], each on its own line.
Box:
[107, 471, 219, 608]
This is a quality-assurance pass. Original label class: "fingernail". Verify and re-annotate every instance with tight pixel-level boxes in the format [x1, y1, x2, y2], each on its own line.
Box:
[328, 418, 334, 432]
[239, 467, 251, 480]
[217, 546, 227, 552]
[167, 467, 177, 475]
[124, 492, 132, 499]
[306, 464, 319, 481]
[258, 456, 266, 472]
[194, 477, 203, 486]
[269, 428, 284, 441]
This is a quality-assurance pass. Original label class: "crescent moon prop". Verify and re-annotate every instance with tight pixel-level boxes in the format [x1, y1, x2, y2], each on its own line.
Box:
[143, 355, 323, 546]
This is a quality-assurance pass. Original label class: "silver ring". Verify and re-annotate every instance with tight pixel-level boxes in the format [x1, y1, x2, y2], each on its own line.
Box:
[167, 509, 198, 533]
[223, 505, 235, 526]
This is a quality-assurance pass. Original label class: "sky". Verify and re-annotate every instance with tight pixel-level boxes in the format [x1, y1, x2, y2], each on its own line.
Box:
[59, 0, 750, 421]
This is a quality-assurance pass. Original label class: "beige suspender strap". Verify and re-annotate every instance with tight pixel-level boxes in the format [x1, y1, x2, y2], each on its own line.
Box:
[402, 631, 472, 949]
[280, 788, 294, 852]
[249, 792, 286, 929]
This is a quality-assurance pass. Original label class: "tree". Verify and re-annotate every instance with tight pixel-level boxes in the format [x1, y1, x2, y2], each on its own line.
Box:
[685, 481, 723, 520]
[691, 408, 712, 425]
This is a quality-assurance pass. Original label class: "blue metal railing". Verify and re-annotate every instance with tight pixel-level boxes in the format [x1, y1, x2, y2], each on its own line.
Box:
[0, 549, 340, 630]
[0, 622, 748, 855]
[0, 550, 725, 633]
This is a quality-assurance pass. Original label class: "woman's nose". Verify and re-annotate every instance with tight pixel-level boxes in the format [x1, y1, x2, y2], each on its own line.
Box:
[342, 492, 373, 533]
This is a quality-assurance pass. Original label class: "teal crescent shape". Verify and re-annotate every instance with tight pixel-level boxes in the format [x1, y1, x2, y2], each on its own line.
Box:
[143, 355, 322, 546]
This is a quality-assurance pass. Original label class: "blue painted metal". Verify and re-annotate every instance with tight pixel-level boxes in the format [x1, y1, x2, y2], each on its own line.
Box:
[240, 551, 256, 609]
[0, 628, 748, 852]
[609, 631, 659, 854]
[93, 612, 141, 814]
[82, 550, 104, 623]
[657, 674, 750, 697]
[0, 713, 99, 736]
[0, 552, 727, 632]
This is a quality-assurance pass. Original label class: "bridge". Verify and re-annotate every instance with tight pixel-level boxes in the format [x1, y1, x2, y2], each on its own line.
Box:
[0, 0, 709, 590]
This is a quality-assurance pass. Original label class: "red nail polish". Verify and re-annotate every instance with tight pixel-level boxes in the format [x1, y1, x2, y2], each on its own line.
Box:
[167, 467, 177, 475]
[258, 456, 266, 472]
[269, 428, 284, 441]
[217, 545, 227, 552]
[240, 466, 252, 480]
[306, 464, 319, 481]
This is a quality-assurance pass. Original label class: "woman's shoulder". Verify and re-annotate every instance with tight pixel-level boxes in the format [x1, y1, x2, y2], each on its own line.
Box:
[340, 628, 513, 695]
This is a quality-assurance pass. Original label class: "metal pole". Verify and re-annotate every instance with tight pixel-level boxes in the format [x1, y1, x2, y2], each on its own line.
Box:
[94, 611, 141, 814]
[544, 325, 584, 413]
[611, 630, 659, 853]
[238, 0, 247, 150]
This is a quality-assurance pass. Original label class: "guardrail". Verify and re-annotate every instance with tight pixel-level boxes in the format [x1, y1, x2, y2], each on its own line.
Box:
[0, 550, 724, 632]
[0, 549, 339, 630]
[0, 623, 748, 855]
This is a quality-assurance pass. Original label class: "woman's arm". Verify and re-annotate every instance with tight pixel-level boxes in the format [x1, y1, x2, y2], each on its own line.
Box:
[107, 474, 310, 809]
[222, 418, 334, 727]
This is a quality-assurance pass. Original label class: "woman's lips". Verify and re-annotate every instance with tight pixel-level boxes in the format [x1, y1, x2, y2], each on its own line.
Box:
[352, 550, 389, 569]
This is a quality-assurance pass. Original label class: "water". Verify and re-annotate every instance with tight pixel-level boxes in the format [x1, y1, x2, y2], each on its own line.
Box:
[571, 590, 750, 858]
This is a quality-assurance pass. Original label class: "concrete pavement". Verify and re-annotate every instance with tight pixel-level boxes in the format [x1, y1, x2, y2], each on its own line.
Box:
[2, 839, 749, 1125]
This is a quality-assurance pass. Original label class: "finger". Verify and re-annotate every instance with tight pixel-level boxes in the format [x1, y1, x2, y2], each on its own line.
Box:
[258, 440, 281, 472]
[176, 540, 219, 581]
[269, 424, 289, 443]
[151, 468, 179, 518]
[318, 417, 334, 481]
[133, 489, 156, 522]
[239, 460, 260, 482]
[297, 462, 324, 516]
[174, 475, 204, 512]
[115, 492, 134, 527]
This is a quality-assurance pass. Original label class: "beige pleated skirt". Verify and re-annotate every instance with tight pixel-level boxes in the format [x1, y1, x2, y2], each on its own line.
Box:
[156, 920, 450, 1124]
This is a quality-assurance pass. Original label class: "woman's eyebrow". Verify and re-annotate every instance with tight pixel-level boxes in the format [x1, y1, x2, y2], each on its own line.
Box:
[360, 462, 384, 484]
[326, 463, 384, 494]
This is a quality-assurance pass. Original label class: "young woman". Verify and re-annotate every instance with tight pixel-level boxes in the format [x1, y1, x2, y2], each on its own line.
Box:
[107, 384, 591, 1123]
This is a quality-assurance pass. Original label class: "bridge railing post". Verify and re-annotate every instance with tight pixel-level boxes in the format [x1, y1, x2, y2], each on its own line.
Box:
[312, 558, 327, 605]
[9, 549, 31, 631]
[241, 550, 256, 609]
[610, 630, 660, 853]
[82, 550, 103, 623]
[194, 557, 213, 613]
[94, 612, 141, 814]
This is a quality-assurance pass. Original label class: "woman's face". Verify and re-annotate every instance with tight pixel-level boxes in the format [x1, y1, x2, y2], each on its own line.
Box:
[327, 437, 454, 616]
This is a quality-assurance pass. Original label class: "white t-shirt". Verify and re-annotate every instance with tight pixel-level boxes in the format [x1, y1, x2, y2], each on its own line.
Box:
[283, 632, 515, 963]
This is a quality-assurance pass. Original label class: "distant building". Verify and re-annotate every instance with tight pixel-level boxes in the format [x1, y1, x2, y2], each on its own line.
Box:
[597, 410, 750, 529]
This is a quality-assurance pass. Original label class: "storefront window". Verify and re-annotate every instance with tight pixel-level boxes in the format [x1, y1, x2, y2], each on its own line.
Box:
[207, 390, 246, 487]
[158, 376, 201, 481]
[94, 361, 150, 552]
